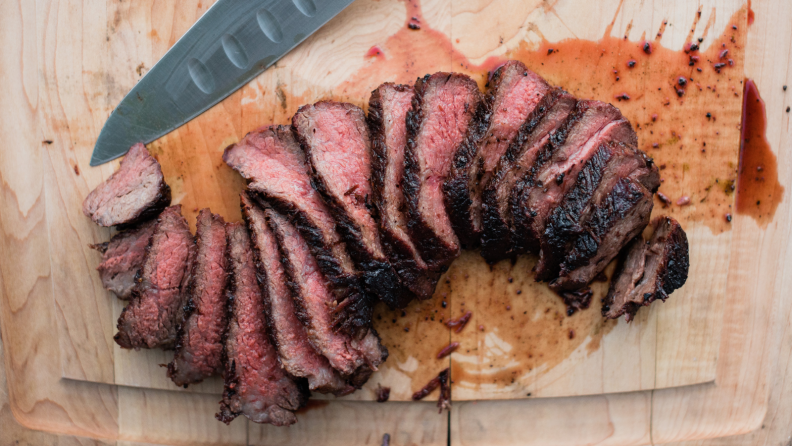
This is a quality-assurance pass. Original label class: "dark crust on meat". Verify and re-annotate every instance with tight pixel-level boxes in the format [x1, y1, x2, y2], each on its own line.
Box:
[403, 72, 480, 271]
[94, 219, 157, 299]
[602, 217, 689, 321]
[293, 101, 410, 309]
[480, 89, 575, 262]
[368, 83, 440, 300]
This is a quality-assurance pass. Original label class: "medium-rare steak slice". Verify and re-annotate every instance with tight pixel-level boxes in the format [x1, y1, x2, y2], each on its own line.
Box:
[241, 194, 352, 395]
[223, 126, 371, 337]
[218, 223, 306, 426]
[536, 141, 656, 281]
[369, 83, 440, 300]
[403, 72, 482, 270]
[512, 100, 638, 256]
[168, 209, 229, 387]
[293, 101, 409, 309]
[115, 205, 195, 349]
[265, 208, 387, 382]
[93, 219, 157, 299]
[480, 89, 576, 262]
[550, 175, 657, 292]
[83, 143, 171, 227]
[603, 217, 689, 321]
[445, 61, 550, 246]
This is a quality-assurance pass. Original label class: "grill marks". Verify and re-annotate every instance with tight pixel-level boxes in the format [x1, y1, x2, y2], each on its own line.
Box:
[168, 209, 230, 387]
[368, 84, 440, 300]
[404, 72, 482, 270]
[83, 143, 171, 227]
[218, 223, 305, 426]
[223, 126, 371, 337]
[115, 205, 196, 350]
[242, 194, 351, 395]
[293, 101, 409, 309]
[446, 61, 550, 246]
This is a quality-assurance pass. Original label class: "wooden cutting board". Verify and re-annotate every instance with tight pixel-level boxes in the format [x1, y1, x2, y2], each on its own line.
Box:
[2, 0, 785, 444]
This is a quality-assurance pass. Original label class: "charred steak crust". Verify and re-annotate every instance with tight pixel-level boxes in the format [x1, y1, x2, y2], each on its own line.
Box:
[241, 193, 352, 395]
[222, 126, 371, 337]
[168, 209, 230, 387]
[603, 217, 689, 321]
[368, 83, 440, 300]
[94, 219, 157, 299]
[218, 222, 306, 426]
[445, 61, 550, 247]
[403, 72, 481, 270]
[293, 101, 410, 309]
[115, 205, 196, 350]
[83, 143, 171, 227]
[480, 89, 576, 262]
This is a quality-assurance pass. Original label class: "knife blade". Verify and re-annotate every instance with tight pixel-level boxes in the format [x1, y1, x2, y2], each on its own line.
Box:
[90, 0, 356, 166]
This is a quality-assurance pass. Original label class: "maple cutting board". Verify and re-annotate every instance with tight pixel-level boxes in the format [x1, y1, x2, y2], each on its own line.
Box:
[3, 0, 787, 444]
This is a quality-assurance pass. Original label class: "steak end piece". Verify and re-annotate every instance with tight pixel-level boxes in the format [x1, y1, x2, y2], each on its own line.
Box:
[480, 88, 577, 262]
[241, 193, 352, 395]
[404, 72, 481, 270]
[265, 207, 387, 383]
[223, 126, 372, 337]
[168, 209, 230, 387]
[293, 101, 411, 309]
[83, 143, 171, 227]
[368, 83, 440, 300]
[115, 205, 195, 350]
[445, 61, 550, 247]
[94, 219, 157, 299]
[603, 216, 689, 321]
[218, 222, 306, 426]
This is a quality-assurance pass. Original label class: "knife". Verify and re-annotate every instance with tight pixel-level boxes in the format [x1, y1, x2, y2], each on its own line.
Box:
[90, 0, 356, 166]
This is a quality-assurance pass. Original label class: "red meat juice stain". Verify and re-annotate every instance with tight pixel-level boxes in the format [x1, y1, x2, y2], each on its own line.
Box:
[736, 79, 783, 224]
[747, 0, 755, 25]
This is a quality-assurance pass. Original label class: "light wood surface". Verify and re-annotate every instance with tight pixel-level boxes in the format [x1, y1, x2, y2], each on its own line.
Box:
[2, 0, 791, 444]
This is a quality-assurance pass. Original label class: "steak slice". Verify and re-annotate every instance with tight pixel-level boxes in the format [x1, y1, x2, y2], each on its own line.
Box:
[550, 175, 656, 292]
[293, 101, 409, 309]
[480, 89, 576, 262]
[241, 194, 352, 395]
[265, 207, 387, 382]
[445, 61, 550, 246]
[115, 205, 196, 349]
[223, 126, 371, 337]
[536, 141, 655, 281]
[83, 143, 171, 227]
[218, 222, 306, 426]
[369, 83, 441, 300]
[512, 100, 638, 256]
[167, 209, 230, 387]
[93, 219, 157, 299]
[603, 217, 689, 321]
[404, 72, 482, 270]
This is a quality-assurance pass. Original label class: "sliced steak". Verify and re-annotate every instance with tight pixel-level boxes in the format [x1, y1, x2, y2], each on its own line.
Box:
[480, 89, 576, 262]
[293, 101, 409, 309]
[403, 72, 482, 270]
[265, 208, 387, 383]
[369, 83, 440, 300]
[218, 223, 306, 426]
[241, 194, 352, 395]
[536, 141, 655, 281]
[93, 219, 157, 299]
[223, 126, 371, 337]
[115, 205, 195, 349]
[603, 217, 689, 321]
[550, 175, 657, 292]
[445, 61, 550, 246]
[167, 209, 230, 387]
[512, 100, 638, 256]
[83, 143, 171, 227]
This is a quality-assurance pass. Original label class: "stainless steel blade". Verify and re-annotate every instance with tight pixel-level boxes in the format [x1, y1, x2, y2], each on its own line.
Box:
[90, 0, 355, 166]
